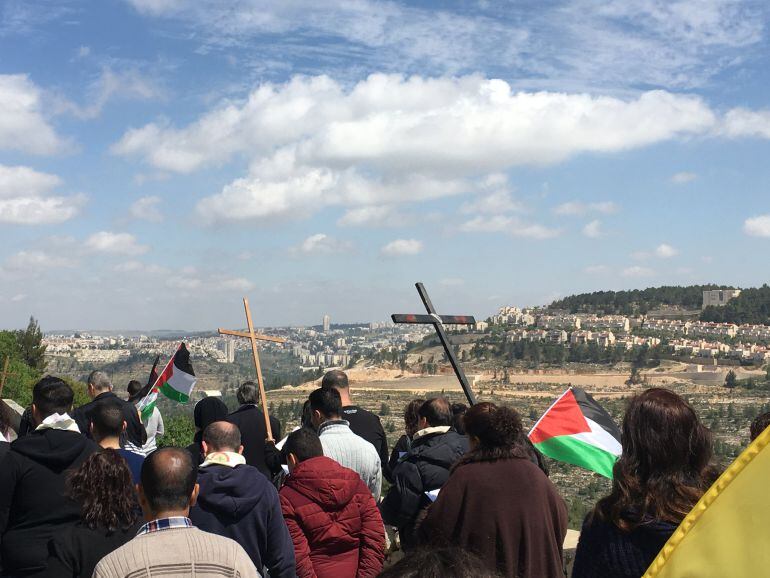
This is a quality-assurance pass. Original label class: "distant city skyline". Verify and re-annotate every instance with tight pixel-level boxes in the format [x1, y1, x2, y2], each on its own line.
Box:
[1, 1, 770, 330]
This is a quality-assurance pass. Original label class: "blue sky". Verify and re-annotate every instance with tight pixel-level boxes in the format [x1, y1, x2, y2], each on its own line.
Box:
[1, 0, 770, 330]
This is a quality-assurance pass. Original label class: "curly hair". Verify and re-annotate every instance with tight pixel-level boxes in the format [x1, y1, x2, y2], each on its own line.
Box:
[67, 449, 139, 531]
[455, 402, 531, 468]
[403, 399, 425, 437]
[593, 388, 716, 532]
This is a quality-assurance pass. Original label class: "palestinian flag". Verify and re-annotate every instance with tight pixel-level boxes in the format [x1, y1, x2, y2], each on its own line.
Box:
[528, 387, 621, 479]
[136, 343, 197, 420]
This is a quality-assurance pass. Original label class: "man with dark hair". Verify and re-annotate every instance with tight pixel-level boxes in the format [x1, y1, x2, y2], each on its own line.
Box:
[309, 387, 382, 499]
[189, 422, 295, 578]
[93, 447, 258, 577]
[91, 398, 145, 483]
[280, 428, 385, 578]
[380, 397, 469, 550]
[73, 370, 147, 448]
[0, 376, 99, 576]
[750, 411, 770, 441]
[321, 370, 390, 479]
[226, 381, 282, 478]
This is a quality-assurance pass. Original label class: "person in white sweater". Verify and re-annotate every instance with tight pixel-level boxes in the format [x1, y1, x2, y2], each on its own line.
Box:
[309, 387, 382, 500]
[93, 447, 259, 578]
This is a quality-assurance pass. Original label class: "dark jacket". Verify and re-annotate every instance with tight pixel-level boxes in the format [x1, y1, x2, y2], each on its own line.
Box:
[279, 456, 384, 578]
[0, 429, 99, 576]
[226, 405, 282, 478]
[418, 456, 568, 578]
[387, 434, 411, 478]
[189, 463, 295, 578]
[42, 522, 140, 578]
[73, 391, 147, 448]
[342, 406, 389, 478]
[572, 513, 678, 578]
[380, 428, 469, 550]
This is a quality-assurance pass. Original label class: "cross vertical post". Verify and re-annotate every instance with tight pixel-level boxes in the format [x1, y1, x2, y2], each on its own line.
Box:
[219, 298, 286, 442]
[391, 282, 478, 405]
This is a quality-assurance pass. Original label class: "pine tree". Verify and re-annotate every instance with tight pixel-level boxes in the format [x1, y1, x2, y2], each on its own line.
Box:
[16, 316, 47, 373]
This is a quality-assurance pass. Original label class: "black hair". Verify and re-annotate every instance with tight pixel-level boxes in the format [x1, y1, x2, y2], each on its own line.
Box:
[379, 547, 501, 578]
[202, 421, 241, 451]
[91, 398, 125, 439]
[451, 402, 468, 435]
[140, 447, 197, 513]
[283, 427, 323, 463]
[321, 370, 348, 390]
[127, 380, 143, 398]
[32, 376, 74, 419]
[237, 381, 259, 405]
[419, 397, 452, 427]
[301, 399, 313, 429]
[309, 387, 341, 419]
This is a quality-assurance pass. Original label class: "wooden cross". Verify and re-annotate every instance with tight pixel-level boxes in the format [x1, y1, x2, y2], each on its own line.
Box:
[0, 356, 18, 399]
[218, 297, 286, 441]
[392, 282, 478, 405]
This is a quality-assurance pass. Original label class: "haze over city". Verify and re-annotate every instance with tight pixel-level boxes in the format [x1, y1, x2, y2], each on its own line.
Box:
[2, 1, 770, 330]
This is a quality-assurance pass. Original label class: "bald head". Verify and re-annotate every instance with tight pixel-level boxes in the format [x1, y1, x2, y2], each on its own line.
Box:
[321, 370, 349, 391]
[140, 447, 197, 515]
[203, 421, 241, 452]
[419, 397, 453, 427]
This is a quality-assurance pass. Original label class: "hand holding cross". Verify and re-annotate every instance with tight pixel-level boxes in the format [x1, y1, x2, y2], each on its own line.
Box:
[219, 298, 286, 441]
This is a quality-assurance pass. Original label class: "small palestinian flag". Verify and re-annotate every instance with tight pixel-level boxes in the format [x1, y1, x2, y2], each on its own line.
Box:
[136, 343, 197, 420]
[528, 387, 621, 479]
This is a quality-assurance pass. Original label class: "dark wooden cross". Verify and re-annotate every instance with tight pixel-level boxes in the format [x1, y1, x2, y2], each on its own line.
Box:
[0, 356, 18, 399]
[391, 282, 477, 405]
[219, 297, 286, 441]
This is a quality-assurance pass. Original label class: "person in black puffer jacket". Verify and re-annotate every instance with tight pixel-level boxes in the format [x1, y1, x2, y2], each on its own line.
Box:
[380, 397, 469, 550]
[572, 388, 718, 578]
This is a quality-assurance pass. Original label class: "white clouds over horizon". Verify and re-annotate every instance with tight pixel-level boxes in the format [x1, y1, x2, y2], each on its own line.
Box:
[0, 164, 85, 225]
[744, 215, 770, 237]
[85, 231, 149, 255]
[381, 238, 423, 256]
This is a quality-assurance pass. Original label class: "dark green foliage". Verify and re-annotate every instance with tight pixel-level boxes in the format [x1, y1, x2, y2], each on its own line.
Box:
[724, 370, 738, 390]
[379, 402, 391, 416]
[550, 285, 726, 314]
[701, 285, 770, 325]
[158, 414, 197, 448]
[15, 317, 47, 373]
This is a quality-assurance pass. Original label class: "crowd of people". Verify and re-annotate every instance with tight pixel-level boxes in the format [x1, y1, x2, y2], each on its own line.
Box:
[0, 367, 768, 578]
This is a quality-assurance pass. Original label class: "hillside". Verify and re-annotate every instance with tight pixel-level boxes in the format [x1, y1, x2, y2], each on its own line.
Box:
[549, 285, 730, 315]
[701, 285, 770, 325]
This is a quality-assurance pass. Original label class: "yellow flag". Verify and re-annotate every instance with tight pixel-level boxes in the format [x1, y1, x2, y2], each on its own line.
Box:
[644, 424, 770, 578]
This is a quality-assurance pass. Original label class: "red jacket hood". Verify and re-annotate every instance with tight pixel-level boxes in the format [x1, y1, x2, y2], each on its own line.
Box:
[284, 456, 362, 510]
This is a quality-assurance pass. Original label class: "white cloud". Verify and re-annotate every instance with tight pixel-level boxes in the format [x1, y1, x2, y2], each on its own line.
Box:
[112, 74, 724, 224]
[3, 250, 76, 272]
[553, 200, 618, 216]
[459, 215, 560, 239]
[671, 171, 697, 183]
[381, 239, 423, 256]
[582, 219, 603, 238]
[0, 75, 68, 155]
[217, 277, 255, 292]
[460, 190, 523, 215]
[129, 195, 164, 222]
[583, 264, 609, 274]
[744, 215, 770, 238]
[0, 164, 85, 225]
[721, 108, 770, 139]
[337, 205, 413, 228]
[85, 231, 149, 255]
[291, 233, 352, 255]
[655, 243, 679, 258]
[622, 265, 655, 278]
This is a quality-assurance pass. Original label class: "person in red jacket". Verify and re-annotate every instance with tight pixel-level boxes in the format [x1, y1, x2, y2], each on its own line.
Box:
[279, 427, 385, 578]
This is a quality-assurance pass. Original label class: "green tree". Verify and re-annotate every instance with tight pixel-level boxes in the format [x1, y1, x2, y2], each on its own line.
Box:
[379, 402, 391, 416]
[15, 317, 47, 373]
[158, 414, 196, 448]
[724, 370, 738, 392]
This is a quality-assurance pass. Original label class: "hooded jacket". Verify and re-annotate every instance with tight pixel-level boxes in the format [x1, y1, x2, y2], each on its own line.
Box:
[189, 463, 295, 578]
[572, 512, 679, 578]
[72, 391, 146, 448]
[279, 456, 384, 578]
[379, 428, 469, 550]
[0, 429, 99, 575]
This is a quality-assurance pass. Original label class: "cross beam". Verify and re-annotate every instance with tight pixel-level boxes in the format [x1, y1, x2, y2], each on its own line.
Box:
[391, 282, 477, 405]
[219, 298, 284, 441]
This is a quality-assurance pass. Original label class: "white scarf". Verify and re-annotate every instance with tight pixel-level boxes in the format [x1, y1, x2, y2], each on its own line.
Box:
[200, 451, 246, 468]
[35, 412, 81, 433]
[413, 425, 451, 440]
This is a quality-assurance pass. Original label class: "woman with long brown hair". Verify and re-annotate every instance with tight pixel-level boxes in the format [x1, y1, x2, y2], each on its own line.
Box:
[43, 450, 141, 578]
[572, 388, 717, 578]
[417, 402, 567, 578]
[387, 398, 425, 479]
